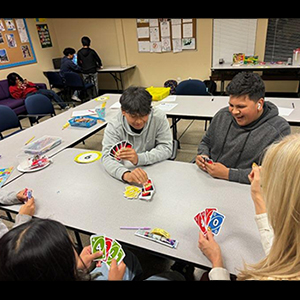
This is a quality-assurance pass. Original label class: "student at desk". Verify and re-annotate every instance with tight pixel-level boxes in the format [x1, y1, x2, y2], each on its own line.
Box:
[0, 189, 35, 238]
[196, 72, 290, 184]
[198, 134, 300, 280]
[101, 86, 173, 185]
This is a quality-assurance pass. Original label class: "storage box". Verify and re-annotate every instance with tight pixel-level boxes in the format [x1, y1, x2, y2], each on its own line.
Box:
[23, 135, 62, 155]
[68, 115, 98, 128]
[146, 86, 170, 101]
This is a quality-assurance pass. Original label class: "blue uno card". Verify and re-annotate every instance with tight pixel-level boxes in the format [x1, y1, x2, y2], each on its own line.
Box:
[207, 211, 225, 235]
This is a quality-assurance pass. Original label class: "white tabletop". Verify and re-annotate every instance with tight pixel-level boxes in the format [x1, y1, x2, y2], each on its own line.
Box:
[97, 65, 136, 73]
[211, 62, 300, 71]
[0, 148, 265, 274]
[0, 94, 121, 184]
[161, 95, 300, 124]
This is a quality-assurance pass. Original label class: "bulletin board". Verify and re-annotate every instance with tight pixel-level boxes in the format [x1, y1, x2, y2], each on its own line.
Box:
[137, 18, 197, 53]
[0, 18, 37, 69]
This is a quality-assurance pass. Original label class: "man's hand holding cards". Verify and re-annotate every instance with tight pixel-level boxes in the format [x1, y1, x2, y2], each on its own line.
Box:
[109, 140, 133, 162]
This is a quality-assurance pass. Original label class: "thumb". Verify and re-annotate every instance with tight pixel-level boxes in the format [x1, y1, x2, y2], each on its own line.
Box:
[206, 228, 215, 240]
[92, 250, 103, 260]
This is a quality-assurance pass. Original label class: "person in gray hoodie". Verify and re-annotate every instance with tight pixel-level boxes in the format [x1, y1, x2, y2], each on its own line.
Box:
[102, 87, 173, 185]
[0, 189, 35, 238]
[196, 72, 291, 184]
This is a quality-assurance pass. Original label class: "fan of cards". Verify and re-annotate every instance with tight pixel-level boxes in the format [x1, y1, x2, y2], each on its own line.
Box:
[90, 234, 125, 268]
[124, 178, 155, 201]
[109, 140, 133, 161]
[194, 207, 225, 236]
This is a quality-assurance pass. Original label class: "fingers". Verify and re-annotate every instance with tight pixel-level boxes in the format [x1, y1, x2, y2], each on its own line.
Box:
[130, 168, 148, 185]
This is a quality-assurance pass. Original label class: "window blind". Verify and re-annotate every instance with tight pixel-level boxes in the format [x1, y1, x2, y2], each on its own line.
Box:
[212, 19, 257, 66]
[264, 18, 300, 62]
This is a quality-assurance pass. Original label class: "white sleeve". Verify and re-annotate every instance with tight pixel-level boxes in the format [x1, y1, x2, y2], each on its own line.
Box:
[208, 267, 231, 280]
[255, 213, 274, 255]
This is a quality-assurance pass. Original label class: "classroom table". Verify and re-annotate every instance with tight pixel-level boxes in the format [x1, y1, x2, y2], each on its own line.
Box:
[162, 95, 300, 141]
[0, 148, 265, 275]
[0, 94, 121, 185]
[97, 65, 136, 91]
[211, 62, 300, 94]
[44, 65, 136, 92]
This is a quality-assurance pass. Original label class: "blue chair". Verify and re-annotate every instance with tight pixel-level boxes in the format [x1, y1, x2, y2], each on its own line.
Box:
[0, 105, 23, 139]
[174, 79, 211, 142]
[175, 79, 210, 96]
[25, 94, 56, 126]
[64, 72, 95, 103]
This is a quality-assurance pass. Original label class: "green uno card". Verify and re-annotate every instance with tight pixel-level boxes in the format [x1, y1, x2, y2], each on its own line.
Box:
[106, 240, 123, 267]
[90, 234, 106, 261]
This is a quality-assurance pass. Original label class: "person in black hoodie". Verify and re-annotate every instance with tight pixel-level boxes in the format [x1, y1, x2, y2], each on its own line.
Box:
[196, 72, 291, 184]
[77, 36, 102, 96]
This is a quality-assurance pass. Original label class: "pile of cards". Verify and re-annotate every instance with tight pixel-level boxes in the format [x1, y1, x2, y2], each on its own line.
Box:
[124, 179, 155, 201]
[124, 186, 142, 199]
[194, 207, 225, 236]
[109, 140, 133, 161]
[90, 234, 125, 268]
[139, 178, 155, 201]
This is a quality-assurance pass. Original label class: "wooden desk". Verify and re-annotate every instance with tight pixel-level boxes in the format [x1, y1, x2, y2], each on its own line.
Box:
[0, 148, 265, 274]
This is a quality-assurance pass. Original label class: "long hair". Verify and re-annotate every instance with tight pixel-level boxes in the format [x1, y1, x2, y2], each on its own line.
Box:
[7, 72, 23, 86]
[0, 219, 82, 281]
[238, 134, 300, 280]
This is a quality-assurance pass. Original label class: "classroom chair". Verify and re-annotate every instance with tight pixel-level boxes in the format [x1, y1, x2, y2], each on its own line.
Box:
[0, 105, 23, 139]
[24, 94, 56, 126]
[175, 79, 211, 132]
[64, 72, 95, 103]
[44, 71, 69, 103]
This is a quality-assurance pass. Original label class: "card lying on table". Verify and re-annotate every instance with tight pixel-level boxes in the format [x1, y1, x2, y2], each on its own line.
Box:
[194, 207, 225, 236]
[90, 234, 125, 268]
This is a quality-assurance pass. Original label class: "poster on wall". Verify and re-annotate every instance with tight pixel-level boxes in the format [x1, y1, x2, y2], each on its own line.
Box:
[0, 18, 36, 69]
[136, 18, 196, 53]
[36, 24, 52, 48]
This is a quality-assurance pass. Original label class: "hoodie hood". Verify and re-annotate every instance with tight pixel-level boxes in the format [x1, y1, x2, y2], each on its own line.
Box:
[80, 48, 92, 57]
[231, 101, 279, 131]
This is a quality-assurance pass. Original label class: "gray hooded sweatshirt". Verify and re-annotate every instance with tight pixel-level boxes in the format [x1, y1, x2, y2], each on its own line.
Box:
[198, 101, 291, 184]
[102, 107, 173, 181]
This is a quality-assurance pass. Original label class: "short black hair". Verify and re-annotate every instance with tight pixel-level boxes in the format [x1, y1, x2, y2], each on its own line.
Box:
[226, 72, 265, 101]
[63, 47, 76, 56]
[81, 36, 91, 47]
[120, 86, 152, 116]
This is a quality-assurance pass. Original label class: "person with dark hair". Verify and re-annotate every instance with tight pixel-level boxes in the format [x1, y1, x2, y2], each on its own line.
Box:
[60, 47, 82, 102]
[7, 72, 68, 109]
[77, 36, 102, 95]
[101, 86, 173, 184]
[195, 72, 290, 184]
[0, 218, 142, 281]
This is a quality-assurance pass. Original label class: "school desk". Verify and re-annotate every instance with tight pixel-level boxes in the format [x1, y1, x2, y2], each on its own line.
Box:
[163, 95, 300, 142]
[211, 62, 300, 94]
[0, 148, 265, 275]
[0, 94, 121, 185]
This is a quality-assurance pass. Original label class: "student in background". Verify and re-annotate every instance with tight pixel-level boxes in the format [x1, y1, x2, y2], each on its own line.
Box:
[60, 47, 82, 102]
[101, 86, 173, 185]
[196, 72, 290, 184]
[77, 36, 102, 96]
[198, 134, 300, 280]
[7, 72, 68, 110]
[0, 189, 35, 238]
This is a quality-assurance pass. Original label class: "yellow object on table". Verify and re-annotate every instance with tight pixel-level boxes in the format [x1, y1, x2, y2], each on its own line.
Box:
[150, 228, 171, 239]
[146, 86, 170, 101]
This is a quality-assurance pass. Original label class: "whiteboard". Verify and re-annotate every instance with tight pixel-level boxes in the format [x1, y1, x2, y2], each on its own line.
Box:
[212, 19, 257, 67]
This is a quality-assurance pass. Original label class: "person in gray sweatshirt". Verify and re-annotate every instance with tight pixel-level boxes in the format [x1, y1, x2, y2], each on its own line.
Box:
[196, 72, 291, 184]
[0, 189, 35, 238]
[102, 87, 173, 184]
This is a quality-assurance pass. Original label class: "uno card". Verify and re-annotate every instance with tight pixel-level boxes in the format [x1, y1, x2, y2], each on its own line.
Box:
[207, 211, 225, 236]
[202, 156, 213, 164]
[106, 240, 122, 267]
[90, 234, 106, 261]
[104, 236, 113, 261]
[205, 207, 217, 226]
[125, 141, 133, 148]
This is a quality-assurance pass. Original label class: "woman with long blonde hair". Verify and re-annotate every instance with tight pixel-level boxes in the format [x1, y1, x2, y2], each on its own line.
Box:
[198, 133, 300, 280]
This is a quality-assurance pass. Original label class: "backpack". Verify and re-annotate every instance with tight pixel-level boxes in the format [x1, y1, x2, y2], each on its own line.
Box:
[203, 79, 217, 95]
[164, 79, 178, 95]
